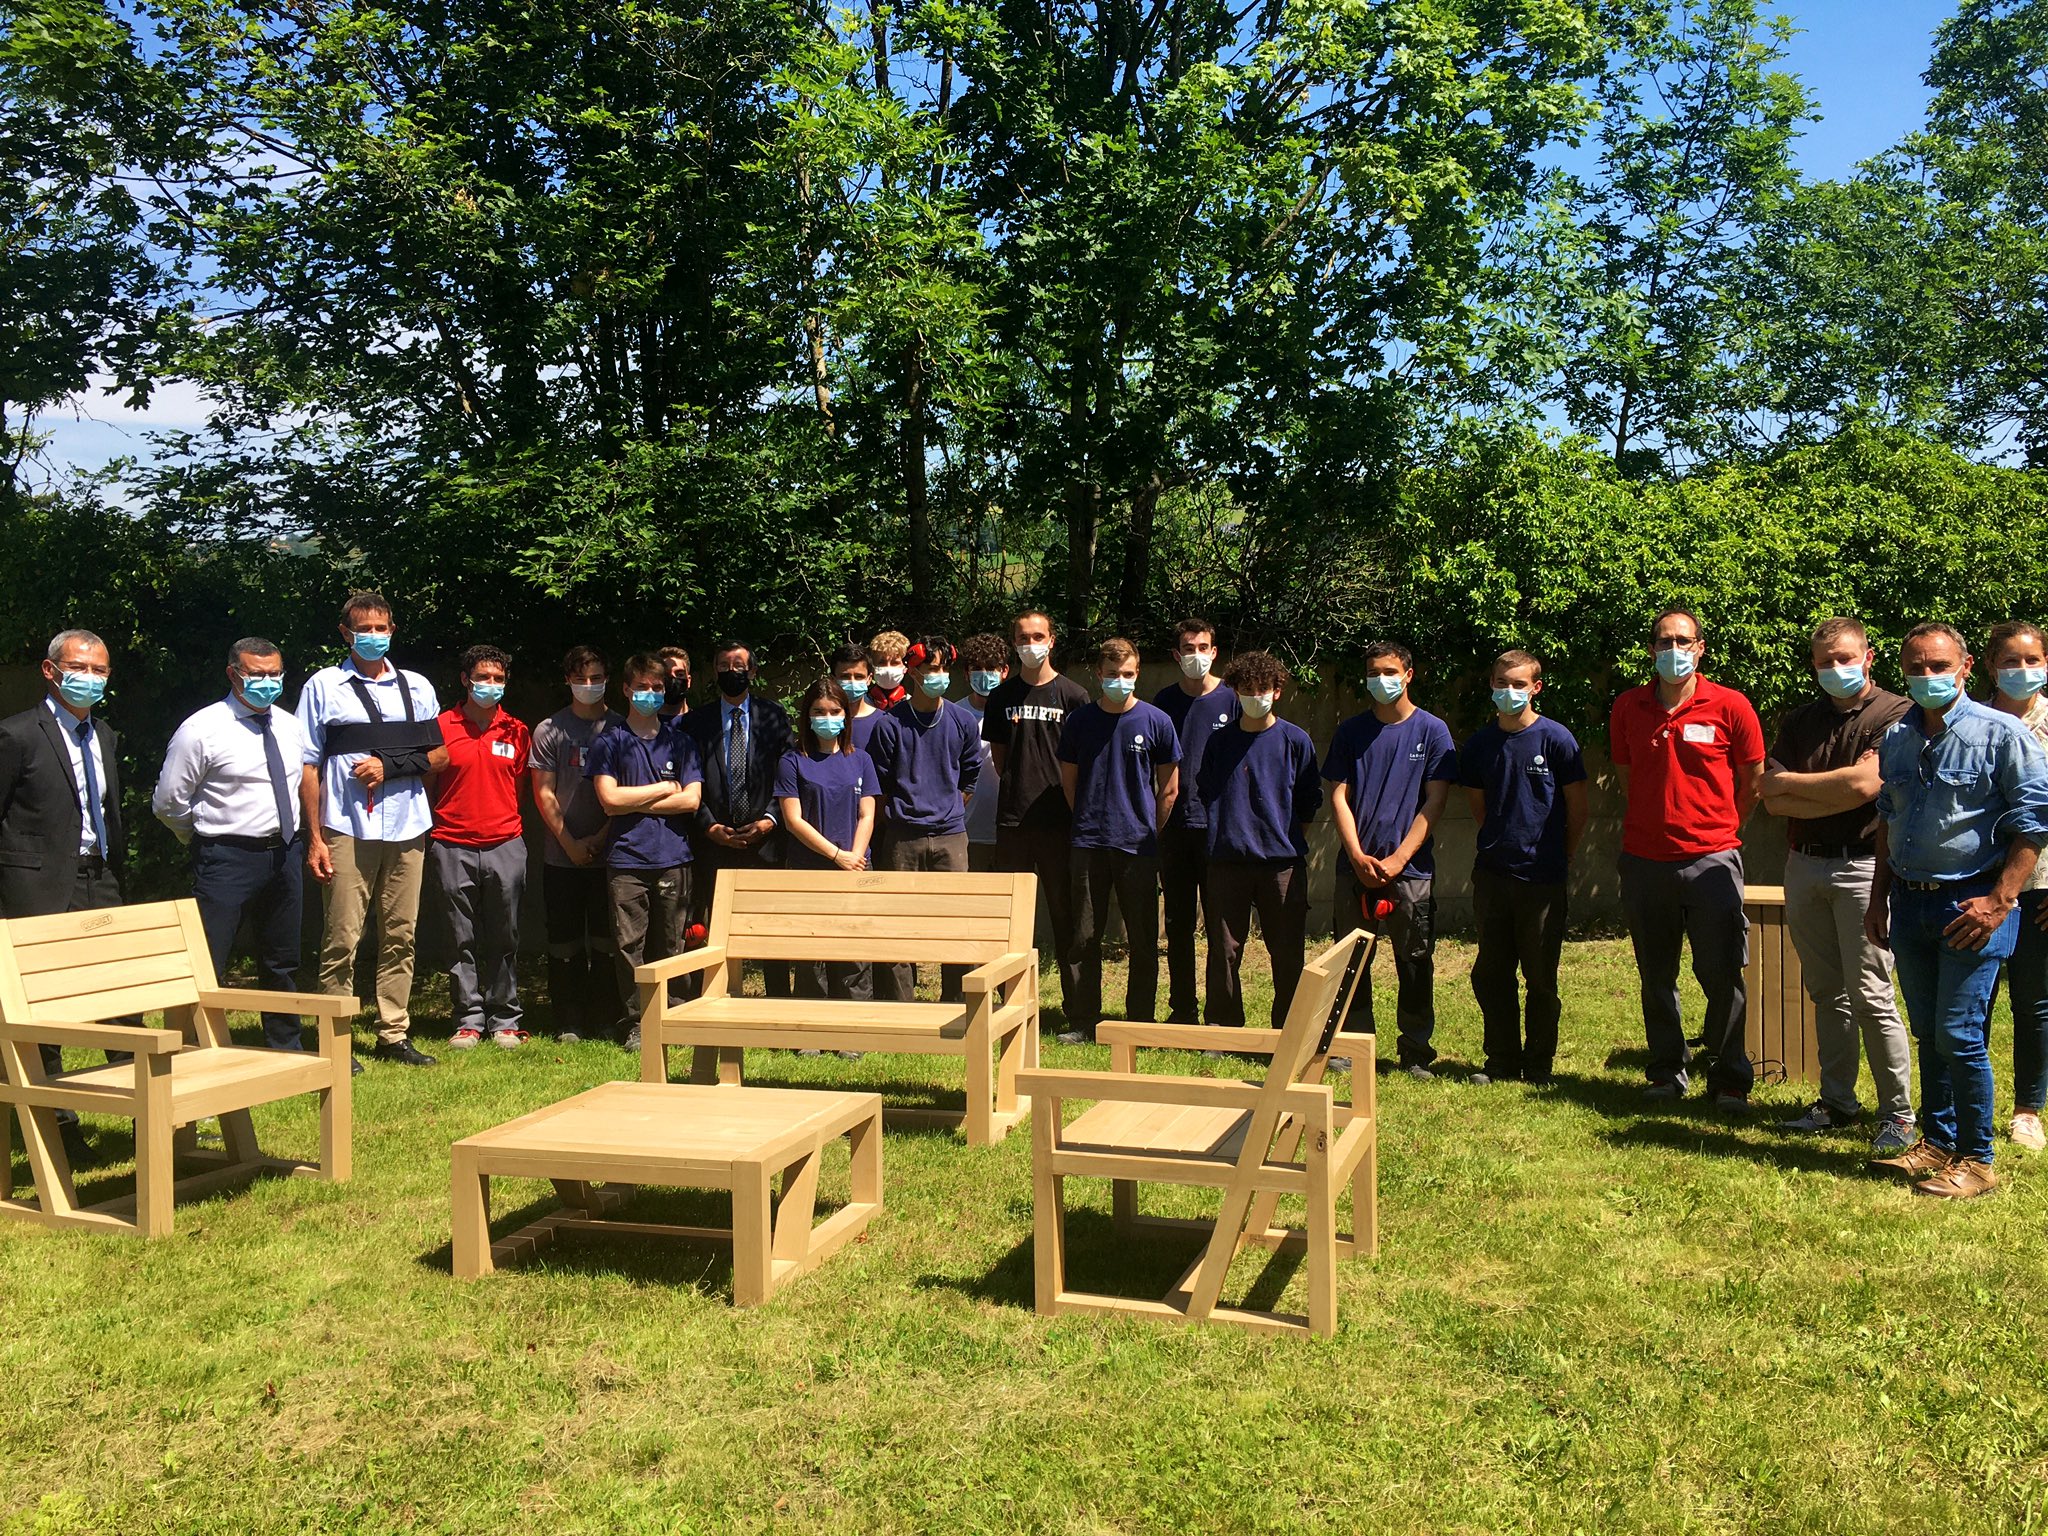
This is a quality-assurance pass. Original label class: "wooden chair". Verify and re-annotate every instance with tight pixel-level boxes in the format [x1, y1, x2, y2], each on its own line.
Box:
[0, 899, 358, 1237]
[1018, 930, 1378, 1338]
[637, 870, 1040, 1145]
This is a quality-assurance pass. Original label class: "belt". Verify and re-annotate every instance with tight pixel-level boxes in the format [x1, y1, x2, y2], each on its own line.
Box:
[196, 831, 292, 852]
[1793, 842, 1868, 860]
[1900, 878, 1975, 892]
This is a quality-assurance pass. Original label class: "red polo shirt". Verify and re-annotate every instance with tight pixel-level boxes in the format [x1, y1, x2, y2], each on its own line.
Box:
[1609, 676, 1764, 860]
[430, 706, 531, 847]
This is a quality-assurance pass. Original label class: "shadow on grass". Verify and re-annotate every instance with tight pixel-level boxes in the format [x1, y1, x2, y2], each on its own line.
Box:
[416, 1182, 866, 1299]
[916, 1204, 1307, 1317]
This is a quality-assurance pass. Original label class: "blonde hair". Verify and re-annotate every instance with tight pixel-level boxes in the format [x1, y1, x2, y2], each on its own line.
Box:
[868, 630, 909, 664]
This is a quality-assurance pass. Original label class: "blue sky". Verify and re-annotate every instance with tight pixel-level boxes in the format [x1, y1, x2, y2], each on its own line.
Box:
[32, 0, 1956, 481]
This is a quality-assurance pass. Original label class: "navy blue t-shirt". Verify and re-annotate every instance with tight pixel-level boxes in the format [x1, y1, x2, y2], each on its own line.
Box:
[1320, 708, 1458, 875]
[772, 746, 879, 868]
[871, 700, 981, 836]
[585, 719, 702, 869]
[1458, 716, 1587, 884]
[1057, 700, 1182, 855]
[1197, 719, 1322, 862]
[849, 709, 886, 755]
[1152, 683, 1239, 831]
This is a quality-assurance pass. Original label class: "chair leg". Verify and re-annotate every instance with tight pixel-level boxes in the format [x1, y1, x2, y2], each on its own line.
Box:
[717, 1047, 744, 1086]
[1307, 1141, 1337, 1339]
[964, 1011, 994, 1146]
[731, 1162, 774, 1307]
[994, 1020, 1023, 1116]
[320, 1019, 352, 1180]
[218, 1108, 261, 1166]
[689, 1046, 718, 1085]
[1356, 1134, 1378, 1259]
[135, 1054, 176, 1238]
[1032, 1109, 1065, 1315]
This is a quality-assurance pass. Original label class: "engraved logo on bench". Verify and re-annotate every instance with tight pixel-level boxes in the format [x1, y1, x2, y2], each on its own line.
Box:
[80, 913, 116, 931]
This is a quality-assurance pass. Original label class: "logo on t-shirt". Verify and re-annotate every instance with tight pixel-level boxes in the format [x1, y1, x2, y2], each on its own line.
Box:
[1409, 741, 1429, 760]
[1526, 753, 1551, 778]
[1008, 705, 1068, 725]
[1682, 723, 1716, 745]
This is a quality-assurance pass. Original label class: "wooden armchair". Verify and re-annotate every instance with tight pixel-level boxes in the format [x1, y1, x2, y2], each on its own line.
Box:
[0, 899, 358, 1237]
[1019, 930, 1378, 1338]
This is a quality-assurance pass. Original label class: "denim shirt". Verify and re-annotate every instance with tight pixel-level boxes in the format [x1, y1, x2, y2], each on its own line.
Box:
[1874, 694, 2048, 882]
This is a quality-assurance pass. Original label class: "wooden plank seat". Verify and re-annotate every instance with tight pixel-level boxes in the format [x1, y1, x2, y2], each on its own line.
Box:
[0, 899, 358, 1237]
[636, 870, 1040, 1145]
[1019, 930, 1379, 1339]
[451, 1082, 884, 1305]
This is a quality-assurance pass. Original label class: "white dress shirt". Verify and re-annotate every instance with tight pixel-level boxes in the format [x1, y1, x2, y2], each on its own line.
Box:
[44, 695, 109, 857]
[153, 694, 308, 842]
[295, 658, 441, 842]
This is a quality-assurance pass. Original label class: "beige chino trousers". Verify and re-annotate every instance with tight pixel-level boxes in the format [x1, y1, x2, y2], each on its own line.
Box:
[319, 832, 427, 1044]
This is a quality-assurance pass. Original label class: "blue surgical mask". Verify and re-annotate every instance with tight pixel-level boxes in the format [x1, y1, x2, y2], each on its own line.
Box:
[1653, 647, 1697, 683]
[1101, 677, 1137, 702]
[838, 678, 870, 702]
[351, 631, 391, 662]
[1906, 672, 1961, 709]
[1997, 666, 2047, 702]
[57, 671, 106, 709]
[1816, 664, 1866, 699]
[1365, 675, 1405, 705]
[1237, 692, 1274, 720]
[469, 682, 505, 707]
[918, 671, 949, 698]
[969, 669, 1002, 697]
[1491, 686, 1530, 715]
[239, 674, 285, 709]
[809, 713, 846, 738]
[629, 688, 665, 716]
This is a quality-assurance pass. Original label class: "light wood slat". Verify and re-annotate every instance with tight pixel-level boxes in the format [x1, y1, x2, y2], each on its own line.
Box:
[21, 951, 200, 1004]
[710, 870, 1030, 894]
[727, 891, 1018, 918]
[701, 935, 1008, 962]
[723, 913, 1017, 941]
[13, 925, 191, 975]
[671, 998, 965, 1028]
[22, 979, 200, 1020]
[5, 904, 187, 947]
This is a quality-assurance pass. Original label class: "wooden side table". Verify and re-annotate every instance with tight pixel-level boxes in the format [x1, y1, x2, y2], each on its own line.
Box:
[451, 1082, 883, 1305]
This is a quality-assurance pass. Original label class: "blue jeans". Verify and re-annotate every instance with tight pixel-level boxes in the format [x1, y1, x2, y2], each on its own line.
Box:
[1994, 890, 2048, 1113]
[1889, 878, 2020, 1163]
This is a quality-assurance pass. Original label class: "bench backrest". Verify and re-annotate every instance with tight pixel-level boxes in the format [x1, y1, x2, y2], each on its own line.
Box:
[706, 870, 1038, 965]
[0, 899, 215, 1028]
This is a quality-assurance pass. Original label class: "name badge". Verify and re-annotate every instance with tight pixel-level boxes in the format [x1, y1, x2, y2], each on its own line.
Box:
[1681, 723, 1716, 745]
[491, 741, 517, 760]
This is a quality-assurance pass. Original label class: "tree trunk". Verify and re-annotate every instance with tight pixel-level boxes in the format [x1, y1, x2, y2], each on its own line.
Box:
[904, 342, 931, 615]
[1065, 477, 1100, 636]
[1115, 472, 1163, 631]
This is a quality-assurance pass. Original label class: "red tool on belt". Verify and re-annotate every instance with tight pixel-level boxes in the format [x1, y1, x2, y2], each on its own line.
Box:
[1362, 894, 1395, 921]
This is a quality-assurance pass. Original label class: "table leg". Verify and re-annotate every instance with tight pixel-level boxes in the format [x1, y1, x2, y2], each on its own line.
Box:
[771, 1148, 821, 1269]
[452, 1150, 492, 1279]
[731, 1161, 774, 1306]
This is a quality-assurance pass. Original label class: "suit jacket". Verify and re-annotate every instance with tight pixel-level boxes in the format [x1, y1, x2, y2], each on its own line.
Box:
[0, 702, 127, 918]
[683, 695, 795, 846]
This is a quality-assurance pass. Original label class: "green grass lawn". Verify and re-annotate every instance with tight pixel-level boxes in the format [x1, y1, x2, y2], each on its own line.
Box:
[4, 937, 2046, 1535]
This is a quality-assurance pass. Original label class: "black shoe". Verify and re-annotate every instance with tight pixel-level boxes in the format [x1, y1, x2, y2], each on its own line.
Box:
[372, 1039, 437, 1067]
[351, 1056, 364, 1076]
[60, 1121, 90, 1166]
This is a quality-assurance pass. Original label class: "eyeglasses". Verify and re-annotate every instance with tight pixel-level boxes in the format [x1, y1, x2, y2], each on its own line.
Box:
[1650, 636, 1700, 652]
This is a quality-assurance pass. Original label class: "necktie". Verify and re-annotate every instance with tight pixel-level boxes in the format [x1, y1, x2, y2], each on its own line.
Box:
[253, 711, 295, 838]
[726, 705, 748, 813]
[75, 717, 109, 859]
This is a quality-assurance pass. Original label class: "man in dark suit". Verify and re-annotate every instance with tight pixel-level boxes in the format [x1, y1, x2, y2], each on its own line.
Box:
[0, 629, 129, 1153]
[684, 640, 796, 997]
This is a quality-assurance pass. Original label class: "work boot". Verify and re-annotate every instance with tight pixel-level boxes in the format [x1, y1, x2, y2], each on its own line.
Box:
[1913, 1159, 1999, 1200]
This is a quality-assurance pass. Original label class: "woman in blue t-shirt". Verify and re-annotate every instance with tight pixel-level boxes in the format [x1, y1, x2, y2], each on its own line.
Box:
[773, 678, 880, 1008]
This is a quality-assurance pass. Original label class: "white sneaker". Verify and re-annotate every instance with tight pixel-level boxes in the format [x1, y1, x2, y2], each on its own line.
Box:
[2011, 1111, 2046, 1151]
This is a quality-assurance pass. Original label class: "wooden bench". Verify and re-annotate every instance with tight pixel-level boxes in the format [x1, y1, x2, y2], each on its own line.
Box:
[451, 1081, 883, 1304]
[635, 870, 1040, 1145]
[0, 899, 358, 1237]
[1019, 930, 1378, 1339]
[1743, 884, 1821, 1088]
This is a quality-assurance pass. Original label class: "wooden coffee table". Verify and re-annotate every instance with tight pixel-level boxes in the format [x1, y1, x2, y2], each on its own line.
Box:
[451, 1082, 883, 1305]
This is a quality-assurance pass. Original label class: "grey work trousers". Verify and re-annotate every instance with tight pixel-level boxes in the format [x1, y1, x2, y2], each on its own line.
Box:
[1781, 850, 1913, 1121]
[1619, 848, 1752, 1096]
[1336, 873, 1438, 1068]
[429, 836, 528, 1036]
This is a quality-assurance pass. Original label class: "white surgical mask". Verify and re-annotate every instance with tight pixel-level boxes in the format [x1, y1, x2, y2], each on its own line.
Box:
[570, 681, 607, 705]
[1017, 643, 1050, 668]
[1237, 692, 1274, 719]
[1178, 652, 1213, 680]
[873, 664, 906, 688]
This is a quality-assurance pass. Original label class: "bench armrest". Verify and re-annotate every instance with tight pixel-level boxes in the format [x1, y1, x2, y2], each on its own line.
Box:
[199, 988, 359, 1018]
[1017, 1067, 1333, 1117]
[0, 1018, 181, 1055]
[961, 949, 1035, 995]
[634, 945, 727, 987]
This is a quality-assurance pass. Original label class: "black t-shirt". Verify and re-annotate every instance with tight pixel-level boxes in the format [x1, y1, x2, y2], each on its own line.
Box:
[985, 673, 1091, 827]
